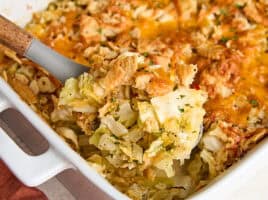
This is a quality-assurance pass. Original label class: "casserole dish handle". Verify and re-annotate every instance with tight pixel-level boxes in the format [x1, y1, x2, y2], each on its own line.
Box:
[0, 95, 72, 187]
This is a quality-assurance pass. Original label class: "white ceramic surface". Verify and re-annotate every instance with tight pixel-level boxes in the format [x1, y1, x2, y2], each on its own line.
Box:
[0, 79, 129, 200]
[0, 1, 268, 200]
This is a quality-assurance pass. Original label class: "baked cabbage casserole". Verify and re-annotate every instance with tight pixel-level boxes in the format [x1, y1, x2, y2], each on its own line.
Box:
[1, 0, 268, 199]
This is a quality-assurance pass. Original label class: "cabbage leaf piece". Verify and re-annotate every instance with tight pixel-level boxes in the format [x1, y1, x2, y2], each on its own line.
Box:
[143, 88, 207, 177]
[58, 73, 104, 113]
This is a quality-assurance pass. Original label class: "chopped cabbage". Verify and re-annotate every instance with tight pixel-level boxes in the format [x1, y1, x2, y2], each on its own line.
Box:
[87, 154, 106, 177]
[58, 73, 104, 113]
[122, 127, 143, 143]
[68, 99, 97, 113]
[89, 125, 110, 147]
[144, 138, 163, 158]
[54, 32, 209, 197]
[119, 142, 143, 163]
[78, 73, 104, 103]
[57, 127, 79, 150]
[59, 80, 208, 177]
[118, 101, 137, 127]
[98, 133, 118, 151]
[137, 101, 159, 132]
[200, 149, 217, 178]
[51, 108, 73, 122]
[151, 88, 207, 124]
[101, 115, 128, 137]
[202, 135, 223, 152]
[59, 78, 80, 105]
[154, 153, 175, 177]
[142, 89, 207, 176]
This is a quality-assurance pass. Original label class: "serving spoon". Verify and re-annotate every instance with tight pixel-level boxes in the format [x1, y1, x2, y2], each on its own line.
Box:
[0, 15, 88, 82]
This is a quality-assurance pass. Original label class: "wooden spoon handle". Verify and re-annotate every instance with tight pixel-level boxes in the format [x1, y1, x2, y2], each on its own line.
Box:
[0, 15, 33, 56]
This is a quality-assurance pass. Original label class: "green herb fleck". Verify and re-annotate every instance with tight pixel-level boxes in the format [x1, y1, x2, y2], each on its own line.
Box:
[220, 8, 228, 16]
[235, 3, 246, 9]
[97, 28, 102, 34]
[112, 135, 119, 139]
[233, 35, 239, 40]
[249, 99, 259, 107]
[157, 3, 164, 8]
[219, 37, 230, 43]
[177, 95, 185, 99]
[89, 59, 94, 64]
[215, 15, 221, 25]
[178, 107, 185, 113]
[143, 52, 149, 57]
[159, 127, 165, 132]
[116, 105, 120, 112]
[229, 27, 236, 32]
[166, 144, 174, 151]
[149, 60, 154, 65]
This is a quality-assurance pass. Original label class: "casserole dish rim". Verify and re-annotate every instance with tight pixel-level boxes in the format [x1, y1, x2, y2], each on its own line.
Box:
[0, 0, 268, 199]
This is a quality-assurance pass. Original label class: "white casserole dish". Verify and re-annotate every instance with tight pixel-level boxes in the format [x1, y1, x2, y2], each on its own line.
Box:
[0, 1, 268, 199]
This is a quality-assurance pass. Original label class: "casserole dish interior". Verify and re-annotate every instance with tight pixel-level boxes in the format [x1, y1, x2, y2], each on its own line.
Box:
[1, 0, 268, 199]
